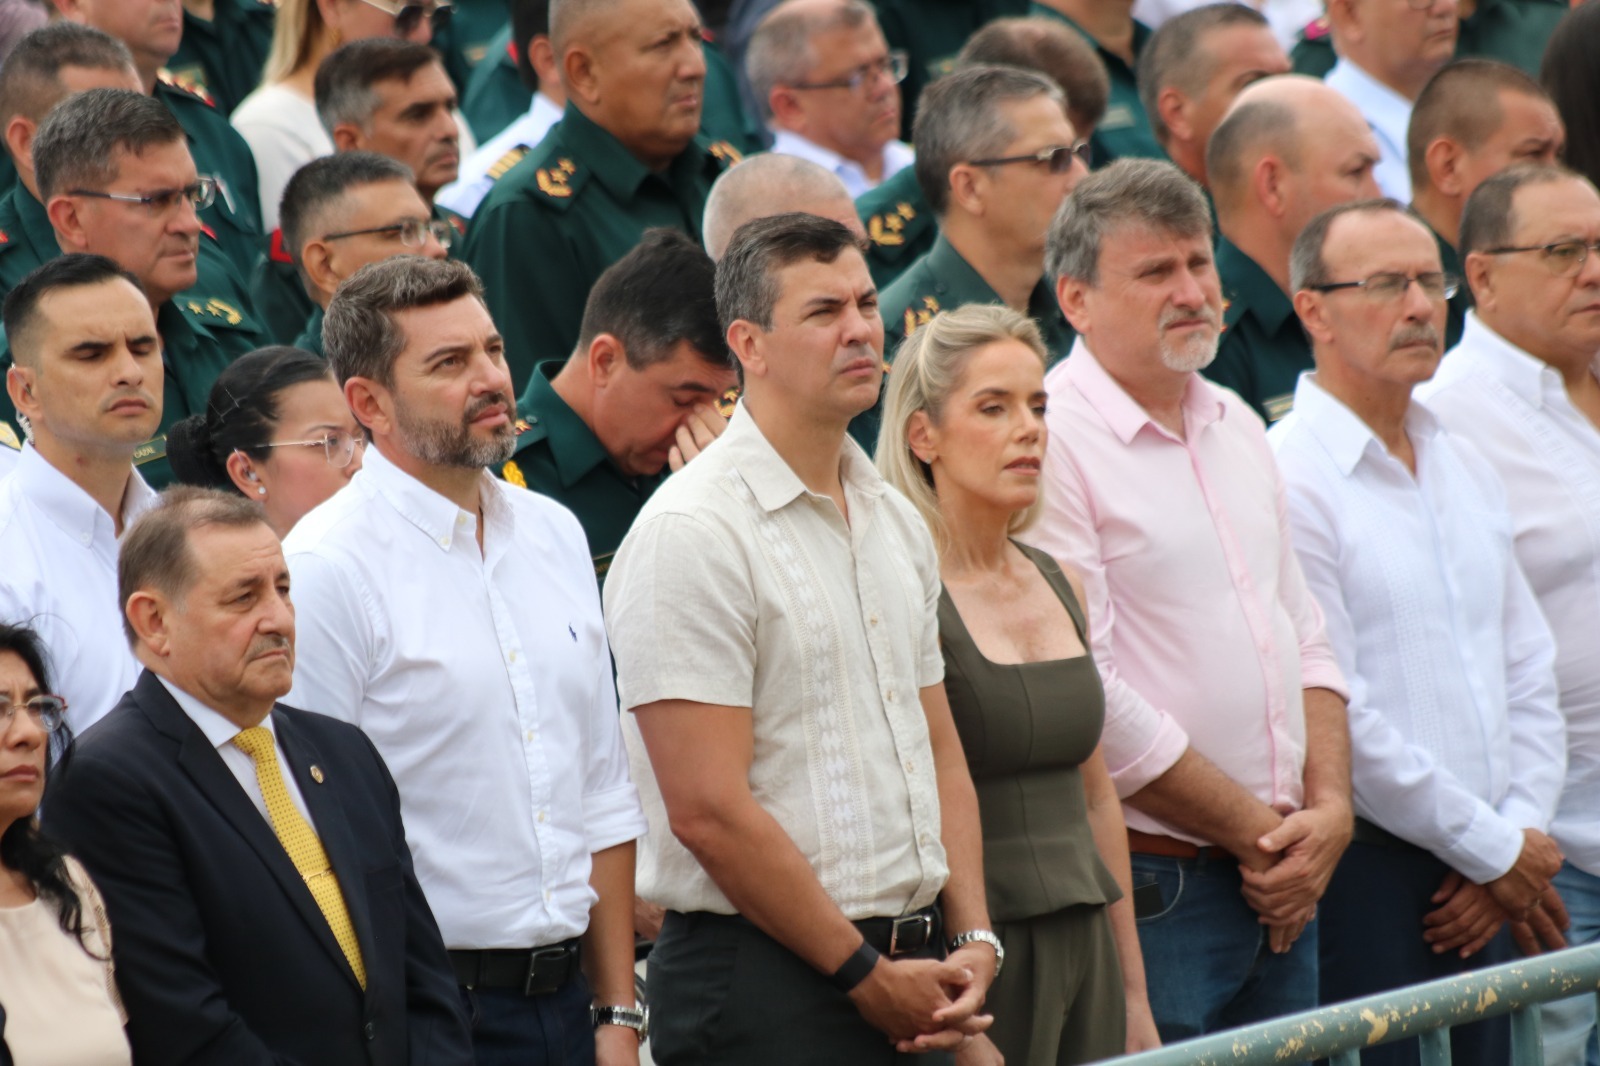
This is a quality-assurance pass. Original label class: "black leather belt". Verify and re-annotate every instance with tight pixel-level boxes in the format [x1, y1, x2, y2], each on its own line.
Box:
[853, 904, 941, 958]
[449, 939, 581, 995]
[1351, 817, 1424, 854]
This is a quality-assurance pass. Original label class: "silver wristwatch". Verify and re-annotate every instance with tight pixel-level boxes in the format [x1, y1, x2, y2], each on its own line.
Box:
[948, 929, 1005, 978]
[592, 1004, 650, 1043]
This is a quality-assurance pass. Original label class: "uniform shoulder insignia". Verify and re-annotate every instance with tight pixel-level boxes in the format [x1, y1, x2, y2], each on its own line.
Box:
[488, 145, 531, 182]
[185, 297, 245, 327]
[868, 202, 917, 247]
[0, 422, 19, 450]
[715, 385, 741, 418]
[535, 157, 577, 199]
[903, 295, 940, 336]
[514, 418, 533, 435]
[708, 141, 744, 166]
[501, 459, 528, 488]
[157, 69, 215, 107]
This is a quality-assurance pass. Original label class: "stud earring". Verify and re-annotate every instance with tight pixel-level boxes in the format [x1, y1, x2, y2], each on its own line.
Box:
[257, 486, 266, 496]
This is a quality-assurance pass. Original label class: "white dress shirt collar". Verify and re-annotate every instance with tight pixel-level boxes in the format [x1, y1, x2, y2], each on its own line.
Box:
[1450, 311, 1595, 410]
[11, 444, 155, 553]
[1287, 372, 1442, 477]
[359, 443, 510, 555]
[157, 676, 270, 750]
[1325, 58, 1413, 199]
[768, 129, 914, 198]
[721, 402, 885, 514]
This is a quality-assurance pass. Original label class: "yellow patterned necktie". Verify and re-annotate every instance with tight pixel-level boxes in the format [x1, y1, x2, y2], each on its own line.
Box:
[232, 727, 367, 988]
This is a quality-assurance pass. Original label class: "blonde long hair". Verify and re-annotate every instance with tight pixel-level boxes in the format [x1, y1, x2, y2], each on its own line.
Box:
[264, 0, 332, 84]
[876, 304, 1049, 551]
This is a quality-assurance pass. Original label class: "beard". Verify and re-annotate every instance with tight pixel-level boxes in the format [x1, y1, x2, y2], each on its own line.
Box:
[393, 390, 517, 469]
[1157, 305, 1221, 373]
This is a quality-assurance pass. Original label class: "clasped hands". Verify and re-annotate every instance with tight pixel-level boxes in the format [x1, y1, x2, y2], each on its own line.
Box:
[1422, 829, 1568, 959]
[850, 944, 998, 1055]
[1237, 802, 1353, 954]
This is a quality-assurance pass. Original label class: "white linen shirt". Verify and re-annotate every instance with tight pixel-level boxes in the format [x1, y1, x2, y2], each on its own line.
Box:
[0, 446, 156, 733]
[1420, 314, 1600, 877]
[1325, 58, 1413, 203]
[436, 93, 563, 218]
[1269, 374, 1564, 883]
[283, 445, 645, 950]
[603, 403, 949, 919]
[769, 129, 914, 199]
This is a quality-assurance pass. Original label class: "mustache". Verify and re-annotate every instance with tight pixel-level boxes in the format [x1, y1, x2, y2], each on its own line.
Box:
[1158, 305, 1219, 331]
[249, 634, 291, 659]
[1390, 324, 1440, 351]
[463, 392, 513, 424]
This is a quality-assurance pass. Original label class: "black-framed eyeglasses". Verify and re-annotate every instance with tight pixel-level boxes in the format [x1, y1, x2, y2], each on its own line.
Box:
[790, 49, 909, 92]
[1307, 271, 1460, 301]
[356, 0, 453, 35]
[67, 176, 217, 213]
[1482, 239, 1600, 278]
[321, 218, 454, 250]
[0, 694, 68, 733]
[259, 431, 366, 469]
[967, 141, 1092, 175]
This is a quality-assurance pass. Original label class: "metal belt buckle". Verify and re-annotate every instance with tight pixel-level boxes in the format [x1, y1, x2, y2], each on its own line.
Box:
[523, 945, 571, 996]
[889, 913, 932, 956]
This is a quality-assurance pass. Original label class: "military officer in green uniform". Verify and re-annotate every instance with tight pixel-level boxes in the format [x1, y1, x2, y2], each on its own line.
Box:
[463, 0, 737, 393]
[165, 0, 277, 115]
[1028, 0, 1161, 163]
[462, 23, 527, 142]
[872, 0, 1029, 141]
[431, 0, 514, 94]
[1292, 0, 1566, 78]
[498, 229, 736, 581]
[857, 169, 932, 290]
[1407, 59, 1563, 349]
[1208, 236, 1308, 424]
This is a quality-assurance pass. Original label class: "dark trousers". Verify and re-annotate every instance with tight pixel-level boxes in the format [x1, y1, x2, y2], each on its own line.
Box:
[1319, 837, 1512, 1066]
[458, 974, 595, 1066]
[647, 910, 955, 1066]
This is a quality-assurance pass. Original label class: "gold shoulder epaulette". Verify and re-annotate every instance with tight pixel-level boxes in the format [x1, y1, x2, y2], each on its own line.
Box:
[535, 158, 577, 199]
[903, 295, 939, 336]
[488, 145, 530, 181]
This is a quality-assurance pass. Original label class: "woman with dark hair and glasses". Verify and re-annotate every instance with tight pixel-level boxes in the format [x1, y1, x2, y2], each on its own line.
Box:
[167, 347, 365, 537]
[0, 621, 130, 1065]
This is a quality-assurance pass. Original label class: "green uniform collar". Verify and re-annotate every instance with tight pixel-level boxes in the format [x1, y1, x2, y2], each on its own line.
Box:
[927, 234, 1059, 322]
[515, 359, 615, 489]
[1429, 224, 1464, 276]
[1218, 236, 1295, 335]
[7, 183, 59, 265]
[557, 103, 706, 202]
[295, 306, 326, 357]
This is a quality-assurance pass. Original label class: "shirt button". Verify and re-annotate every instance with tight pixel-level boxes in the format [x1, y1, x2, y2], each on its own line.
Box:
[869, 615, 880, 627]
[904, 760, 915, 773]
[79, 532, 91, 545]
[524, 730, 534, 741]
[885, 690, 896, 703]
[437, 536, 449, 547]
[457, 513, 469, 525]
[508, 649, 518, 663]
[537, 810, 547, 823]
[363, 1023, 375, 1041]
[918, 834, 929, 847]
[544, 889, 552, 901]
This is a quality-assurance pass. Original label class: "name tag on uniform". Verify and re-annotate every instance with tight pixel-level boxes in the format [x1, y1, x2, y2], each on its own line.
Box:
[593, 551, 615, 581]
[1100, 104, 1135, 131]
[1264, 394, 1295, 423]
[133, 435, 168, 466]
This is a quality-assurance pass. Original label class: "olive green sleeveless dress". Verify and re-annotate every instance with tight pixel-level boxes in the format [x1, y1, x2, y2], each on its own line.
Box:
[939, 542, 1126, 1065]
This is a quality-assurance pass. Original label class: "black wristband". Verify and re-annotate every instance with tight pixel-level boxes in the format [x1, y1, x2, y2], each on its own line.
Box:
[829, 940, 881, 993]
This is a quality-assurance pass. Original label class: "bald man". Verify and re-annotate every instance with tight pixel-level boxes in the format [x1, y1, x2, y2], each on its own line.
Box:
[1202, 75, 1381, 422]
[1407, 60, 1564, 348]
[702, 152, 863, 259]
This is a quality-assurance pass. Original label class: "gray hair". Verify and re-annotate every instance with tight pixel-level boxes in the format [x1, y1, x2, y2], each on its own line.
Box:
[323, 256, 486, 387]
[1137, 4, 1270, 145]
[912, 64, 1065, 217]
[1046, 158, 1211, 283]
[746, 0, 875, 122]
[314, 38, 442, 134]
[1288, 197, 1411, 292]
[876, 304, 1047, 550]
[715, 212, 862, 331]
[32, 88, 184, 201]
[1459, 163, 1585, 256]
[703, 153, 855, 258]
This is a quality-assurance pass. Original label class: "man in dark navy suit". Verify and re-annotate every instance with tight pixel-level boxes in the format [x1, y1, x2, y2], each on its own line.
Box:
[45, 486, 472, 1066]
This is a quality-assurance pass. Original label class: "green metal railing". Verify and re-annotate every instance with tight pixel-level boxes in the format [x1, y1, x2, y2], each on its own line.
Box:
[1118, 941, 1600, 1064]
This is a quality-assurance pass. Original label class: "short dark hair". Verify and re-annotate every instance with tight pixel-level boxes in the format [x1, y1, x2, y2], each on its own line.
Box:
[1408, 60, 1549, 191]
[512, 0, 553, 92]
[322, 255, 485, 386]
[1137, 3, 1270, 145]
[314, 37, 444, 133]
[716, 213, 864, 331]
[2, 254, 142, 369]
[32, 88, 185, 202]
[1458, 163, 1585, 256]
[1289, 197, 1416, 292]
[0, 24, 133, 143]
[958, 16, 1110, 135]
[118, 487, 271, 644]
[576, 229, 729, 369]
[167, 347, 336, 492]
[912, 64, 1064, 217]
[279, 152, 416, 281]
[1541, 2, 1600, 192]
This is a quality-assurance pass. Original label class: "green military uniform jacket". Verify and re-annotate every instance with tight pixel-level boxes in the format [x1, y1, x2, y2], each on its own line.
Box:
[1292, 0, 1566, 77]
[165, 0, 276, 115]
[433, 0, 510, 93]
[1428, 222, 1472, 351]
[295, 306, 326, 358]
[857, 166, 935, 290]
[499, 359, 665, 584]
[0, 181, 62, 294]
[1028, 4, 1161, 163]
[870, 0, 1031, 141]
[157, 77, 266, 281]
[462, 102, 733, 393]
[1202, 237, 1309, 424]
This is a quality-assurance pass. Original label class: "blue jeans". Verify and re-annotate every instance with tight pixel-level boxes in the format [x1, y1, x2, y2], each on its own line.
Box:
[457, 974, 595, 1066]
[1542, 863, 1600, 1066]
[1130, 852, 1319, 1041]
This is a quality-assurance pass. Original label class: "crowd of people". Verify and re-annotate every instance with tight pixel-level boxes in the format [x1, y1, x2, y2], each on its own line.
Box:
[0, 0, 1599, 1064]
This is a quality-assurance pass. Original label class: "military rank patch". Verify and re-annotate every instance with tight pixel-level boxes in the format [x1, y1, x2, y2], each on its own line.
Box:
[903, 295, 939, 336]
[514, 418, 533, 435]
[157, 68, 215, 107]
[536, 158, 577, 198]
[186, 297, 243, 326]
[709, 141, 745, 166]
[867, 202, 916, 247]
[716, 385, 742, 418]
[502, 459, 528, 488]
[488, 146, 530, 181]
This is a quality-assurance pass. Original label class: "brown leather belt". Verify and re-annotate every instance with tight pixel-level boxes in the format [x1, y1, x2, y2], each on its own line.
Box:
[1127, 829, 1229, 861]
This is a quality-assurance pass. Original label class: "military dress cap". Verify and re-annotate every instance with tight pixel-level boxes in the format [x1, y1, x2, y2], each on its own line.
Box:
[1026, 3, 1162, 164]
[1201, 236, 1310, 424]
[164, 0, 277, 116]
[461, 101, 735, 394]
[155, 75, 267, 281]
[856, 167, 935, 291]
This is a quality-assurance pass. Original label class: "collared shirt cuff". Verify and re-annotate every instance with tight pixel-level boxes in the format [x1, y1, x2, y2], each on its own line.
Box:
[1106, 715, 1190, 797]
[1497, 796, 1549, 834]
[584, 782, 649, 854]
[1439, 807, 1525, 885]
[1300, 662, 1350, 704]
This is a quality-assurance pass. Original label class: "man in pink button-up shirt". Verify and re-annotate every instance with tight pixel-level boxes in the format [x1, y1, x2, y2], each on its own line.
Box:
[1023, 158, 1352, 1042]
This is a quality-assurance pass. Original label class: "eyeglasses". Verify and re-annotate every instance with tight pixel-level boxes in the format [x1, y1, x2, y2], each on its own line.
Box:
[260, 431, 366, 469]
[1307, 271, 1460, 301]
[1482, 239, 1600, 278]
[356, 0, 453, 35]
[967, 141, 1092, 175]
[321, 218, 454, 250]
[789, 49, 909, 92]
[67, 176, 217, 213]
[0, 694, 68, 734]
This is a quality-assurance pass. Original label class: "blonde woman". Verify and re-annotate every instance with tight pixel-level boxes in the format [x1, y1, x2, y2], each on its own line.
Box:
[878, 304, 1159, 1065]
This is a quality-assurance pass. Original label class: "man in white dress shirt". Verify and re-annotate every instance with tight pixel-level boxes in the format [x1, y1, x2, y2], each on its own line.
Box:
[1419, 165, 1600, 1066]
[746, 0, 912, 199]
[1321, 0, 1458, 202]
[604, 213, 996, 1063]
[284, 256, 647, 1066]
[0, 254, 161, 735]
[1272, 198, 1566, 1066]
